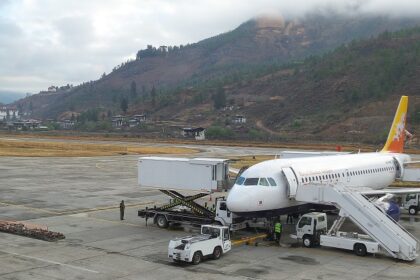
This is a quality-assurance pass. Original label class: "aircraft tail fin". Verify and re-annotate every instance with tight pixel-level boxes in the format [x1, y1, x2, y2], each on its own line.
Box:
[381, 96, 408, 153]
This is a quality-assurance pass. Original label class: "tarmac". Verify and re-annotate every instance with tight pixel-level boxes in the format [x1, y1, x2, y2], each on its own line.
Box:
[0, 142, 420, 279]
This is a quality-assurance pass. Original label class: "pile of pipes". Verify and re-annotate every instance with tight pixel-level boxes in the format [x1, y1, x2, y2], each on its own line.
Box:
[0, 221, 65, 241]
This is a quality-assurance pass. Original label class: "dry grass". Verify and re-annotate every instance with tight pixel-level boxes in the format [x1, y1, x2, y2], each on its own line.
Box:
[0, 139, 197, 157]
[230, 155, 275, 169]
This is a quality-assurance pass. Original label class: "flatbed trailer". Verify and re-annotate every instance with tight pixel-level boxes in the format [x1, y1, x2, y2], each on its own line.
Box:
[138, 209, 215, 228]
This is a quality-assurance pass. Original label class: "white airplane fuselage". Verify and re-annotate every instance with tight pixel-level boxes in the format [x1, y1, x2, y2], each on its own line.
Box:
[226, 152, 410, 215]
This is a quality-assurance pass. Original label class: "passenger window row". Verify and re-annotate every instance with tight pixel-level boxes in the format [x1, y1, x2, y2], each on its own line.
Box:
[300, 166, 395, 184]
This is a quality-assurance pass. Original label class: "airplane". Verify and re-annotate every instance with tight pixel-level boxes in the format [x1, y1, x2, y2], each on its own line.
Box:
[226, 95, 419, 220]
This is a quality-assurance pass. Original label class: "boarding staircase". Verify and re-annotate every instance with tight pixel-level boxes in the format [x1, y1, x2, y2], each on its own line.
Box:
[295, 184, 419, 261]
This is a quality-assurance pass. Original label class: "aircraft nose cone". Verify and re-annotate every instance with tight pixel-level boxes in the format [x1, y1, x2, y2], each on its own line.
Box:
[227, 185, 251, 213]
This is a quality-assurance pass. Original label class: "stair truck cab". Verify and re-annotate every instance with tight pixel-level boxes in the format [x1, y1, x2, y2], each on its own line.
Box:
[402, 193, 420, 215]
[291, 212, 380, 257]
[168, 224, 231, 265]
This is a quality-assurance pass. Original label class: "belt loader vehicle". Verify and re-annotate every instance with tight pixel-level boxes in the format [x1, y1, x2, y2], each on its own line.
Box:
[168, 224, 231, 264]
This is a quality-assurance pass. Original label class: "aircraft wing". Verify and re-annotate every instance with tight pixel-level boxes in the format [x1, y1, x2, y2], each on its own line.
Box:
[279, 151, 350, 159]
[358, 188, 420, 196]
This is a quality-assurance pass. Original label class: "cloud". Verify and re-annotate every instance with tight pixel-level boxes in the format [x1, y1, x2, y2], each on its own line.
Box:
[1, 0, 420, 94]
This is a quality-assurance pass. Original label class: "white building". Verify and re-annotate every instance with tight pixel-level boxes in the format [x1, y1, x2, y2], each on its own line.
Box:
[233, 115, 246, 124]
[0, 106, 19, 121]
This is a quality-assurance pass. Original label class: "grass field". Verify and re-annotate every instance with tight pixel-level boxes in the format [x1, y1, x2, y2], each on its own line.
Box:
[0, 139, 197, 157]
[230, 155, 275, 169]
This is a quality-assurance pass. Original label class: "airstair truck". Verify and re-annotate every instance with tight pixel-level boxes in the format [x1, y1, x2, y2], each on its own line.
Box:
[291, 212, 380, 257]
[137, 157, 249, 230]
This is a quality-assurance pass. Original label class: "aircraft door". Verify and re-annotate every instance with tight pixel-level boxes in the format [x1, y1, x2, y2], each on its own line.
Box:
[345, 169, 350, 182]
[282, 167, 298, 198]
[392, 157, 403, 179]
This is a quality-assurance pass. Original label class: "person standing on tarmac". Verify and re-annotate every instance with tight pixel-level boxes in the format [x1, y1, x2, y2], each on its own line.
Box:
[274, 219, 282, 246]
[120, 200, 125, 220]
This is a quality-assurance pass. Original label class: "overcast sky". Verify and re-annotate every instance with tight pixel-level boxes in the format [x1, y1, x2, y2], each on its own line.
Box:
[1, 0, 420, 95]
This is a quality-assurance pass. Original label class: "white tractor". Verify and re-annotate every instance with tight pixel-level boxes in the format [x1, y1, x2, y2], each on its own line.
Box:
[168, 224, 231, 265]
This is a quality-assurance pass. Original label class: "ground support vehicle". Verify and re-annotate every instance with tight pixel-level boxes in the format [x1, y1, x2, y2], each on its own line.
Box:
[138, 193, 249, 230]
[401, 193, 420, 215]
[291, 212, 380, 256]
[168, 225, 231, 264]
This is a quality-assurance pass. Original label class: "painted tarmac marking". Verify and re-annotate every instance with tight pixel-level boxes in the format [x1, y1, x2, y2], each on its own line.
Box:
[0, 201, 156, 216]
[0, 202, 59, 215]
[0, 250, 100, 274]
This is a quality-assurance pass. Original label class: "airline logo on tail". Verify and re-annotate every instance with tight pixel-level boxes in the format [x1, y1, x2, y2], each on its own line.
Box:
[381, 96, 408, 153]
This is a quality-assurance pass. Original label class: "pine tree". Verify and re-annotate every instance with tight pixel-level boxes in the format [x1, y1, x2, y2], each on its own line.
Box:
[130, 81, 137, 99]
[151, 86, 157, 107]
[120, 97, 128, 113]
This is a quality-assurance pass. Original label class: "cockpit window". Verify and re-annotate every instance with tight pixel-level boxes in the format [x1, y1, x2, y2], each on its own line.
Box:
[268, 177, 277, 186]
[244, 178, 259, 186]
[258, 178, 269, 186]
[236, 176, 245, 185]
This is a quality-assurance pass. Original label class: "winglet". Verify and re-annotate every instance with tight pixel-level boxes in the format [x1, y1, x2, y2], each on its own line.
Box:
[381, 96, 408, 153]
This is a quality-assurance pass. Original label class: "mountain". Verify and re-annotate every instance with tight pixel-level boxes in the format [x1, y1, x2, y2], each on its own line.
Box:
[13, 14, 420, 144]
[0, 91, 27, 104]
[16, 14, 420, 118]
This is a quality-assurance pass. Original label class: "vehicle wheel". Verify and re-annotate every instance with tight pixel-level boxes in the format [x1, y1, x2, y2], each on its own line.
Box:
[354, 243, 367, 257]
[303, 236, 312, 248]
[409, 207, 418, 215]
[213, 246, 222, 259]
[192, 251, 202, 265]
[156, 215, 169, 228]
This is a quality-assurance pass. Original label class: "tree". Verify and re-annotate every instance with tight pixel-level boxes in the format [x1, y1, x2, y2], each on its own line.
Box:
[120, 97, 128, 113]
[151, 86, 157, 107]
[130, 81, 137, 99]
[213, 86, 226, 110]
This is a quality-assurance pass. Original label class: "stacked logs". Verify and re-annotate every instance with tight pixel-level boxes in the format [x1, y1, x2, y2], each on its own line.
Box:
[0, 221, 65, 241]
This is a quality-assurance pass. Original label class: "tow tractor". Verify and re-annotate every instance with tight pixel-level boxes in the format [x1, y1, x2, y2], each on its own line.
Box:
[291, 212, 380, 256]
[168, 224, 231, 264]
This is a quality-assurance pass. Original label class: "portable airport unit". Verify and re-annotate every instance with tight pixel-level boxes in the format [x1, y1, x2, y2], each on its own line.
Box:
[137, 157, 251, 230]
[138, 157, 229, 192]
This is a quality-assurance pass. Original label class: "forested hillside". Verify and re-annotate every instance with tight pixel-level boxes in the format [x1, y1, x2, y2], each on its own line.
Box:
[13, 14, 420, 144]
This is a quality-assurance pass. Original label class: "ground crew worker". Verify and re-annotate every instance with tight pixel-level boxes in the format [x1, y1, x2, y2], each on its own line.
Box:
[274, 220, 282, 246]
[286, 214, 293, 224]
[120, 200, 125, 220]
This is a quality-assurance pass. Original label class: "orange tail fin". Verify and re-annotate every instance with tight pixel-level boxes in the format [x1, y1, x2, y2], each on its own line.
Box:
[381, 96, 408, 153]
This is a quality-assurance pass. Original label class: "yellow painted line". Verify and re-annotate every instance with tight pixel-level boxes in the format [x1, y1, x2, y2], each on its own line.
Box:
[0, 202, 60, 215]
[83, 215, 144, 228]
[59, 201, 156, 215]
[231, 233, 267, 246]
[0, 201, 156, 216]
